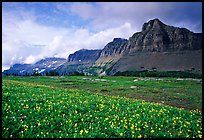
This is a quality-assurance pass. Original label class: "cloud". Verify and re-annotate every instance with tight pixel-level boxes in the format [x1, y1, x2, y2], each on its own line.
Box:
[60, 2, 202, 32]
[70, 3, 96, 20]
[2, 4, 136, 71]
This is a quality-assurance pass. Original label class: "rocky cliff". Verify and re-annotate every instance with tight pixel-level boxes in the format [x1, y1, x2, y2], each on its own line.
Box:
[106, 18, 202, 75]
[67, 49, 101, 63]
[124, 18, 201, 54]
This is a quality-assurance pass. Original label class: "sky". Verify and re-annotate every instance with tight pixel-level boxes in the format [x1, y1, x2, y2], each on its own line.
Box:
[2, 2, 202, 71]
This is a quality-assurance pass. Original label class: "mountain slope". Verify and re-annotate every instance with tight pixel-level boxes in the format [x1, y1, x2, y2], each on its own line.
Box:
[3, 57, 66, 76]
[102, 18, 202, 75]
[55, 49, 102, 75]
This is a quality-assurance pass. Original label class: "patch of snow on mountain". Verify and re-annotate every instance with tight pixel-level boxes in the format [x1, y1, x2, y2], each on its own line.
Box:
[39, 69, 46, 73]
[20, 70, 25, 73]
[53, 61, 58, 64]
[33, 68, 39, 71]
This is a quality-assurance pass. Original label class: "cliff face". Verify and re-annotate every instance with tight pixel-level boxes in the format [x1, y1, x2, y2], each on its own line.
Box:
[106, 19, 202, 75]
[100, 38, 128, 57]
[124, 18, 201, 54]
[95, 19, 202, 75]
[67, 49, 101, 62]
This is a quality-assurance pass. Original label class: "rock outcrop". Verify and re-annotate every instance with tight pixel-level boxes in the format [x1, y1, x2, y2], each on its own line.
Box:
[68, 49, 101, 62]
[106, 19, 202, 75]
[99, 38, 128, 57]
[124, 18, 201, 54]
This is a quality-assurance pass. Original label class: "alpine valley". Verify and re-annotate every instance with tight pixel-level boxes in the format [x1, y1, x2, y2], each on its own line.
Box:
[3, 18, 202, 76]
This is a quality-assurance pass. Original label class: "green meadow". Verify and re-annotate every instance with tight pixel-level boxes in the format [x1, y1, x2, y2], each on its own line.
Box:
[2, 76, 202, 138]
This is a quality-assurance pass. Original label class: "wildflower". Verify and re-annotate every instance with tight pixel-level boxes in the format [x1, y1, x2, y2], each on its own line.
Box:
[24, 104, 29, 108]
[138, 134, 142, 138]
[151, 130, 155, 133]
[38, 122, 41, 127]
[24, 125, 28, 131]
[120, 133, 123, 136]
[80, 130, 83, 135]
[84, 129, 88, 134]
[131, 124, 134, 130]
[74, 123, 77, 127]
[198, 134, 202, 138]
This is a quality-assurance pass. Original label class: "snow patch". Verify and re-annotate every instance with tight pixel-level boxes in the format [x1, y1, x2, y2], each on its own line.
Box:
[39, 69, 46, 73]
[47, 65, 52, 68]
[52, 61, 58, 64]
[33, 68, 39, 71]
[20, 70, 25, 73]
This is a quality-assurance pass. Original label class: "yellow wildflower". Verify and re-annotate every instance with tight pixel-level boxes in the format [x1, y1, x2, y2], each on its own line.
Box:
[38, 122, 41, 127]
[198, 134, 202, 138]
[80, 130, 83, 135]
[151, 130, 155, 133]
[138, 134, 142, 138]
[84, 129, 88, 134]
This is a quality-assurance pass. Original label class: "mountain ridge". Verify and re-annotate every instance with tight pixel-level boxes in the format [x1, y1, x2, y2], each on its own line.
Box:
[3, 18, 202, 76]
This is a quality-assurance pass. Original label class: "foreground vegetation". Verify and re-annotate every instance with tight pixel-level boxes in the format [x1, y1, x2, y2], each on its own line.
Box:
[2, 76, 202, 138]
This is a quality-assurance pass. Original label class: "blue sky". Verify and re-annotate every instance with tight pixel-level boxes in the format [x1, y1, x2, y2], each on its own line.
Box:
[2, 2, 202, 71]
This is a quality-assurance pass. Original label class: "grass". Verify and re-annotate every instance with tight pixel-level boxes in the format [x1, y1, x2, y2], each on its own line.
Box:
[3, 76, 202, 111]
[2, 76, 202, 138]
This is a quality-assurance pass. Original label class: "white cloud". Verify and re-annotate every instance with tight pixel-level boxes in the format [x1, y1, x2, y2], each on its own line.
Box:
[2, 5, 136, 72]
[70, 3, 96, 20]
[60, 2, 201, 32]
[24, 55, 37, 64]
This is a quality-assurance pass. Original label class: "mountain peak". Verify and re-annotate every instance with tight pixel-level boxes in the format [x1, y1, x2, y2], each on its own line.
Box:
[142, 18, 164, 32]
[113, 38, 127, 42]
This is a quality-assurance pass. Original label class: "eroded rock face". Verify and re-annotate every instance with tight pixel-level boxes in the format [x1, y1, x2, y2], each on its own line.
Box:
[67, 49, 102, 62]
[125, 18, 202, 53]
[99, 38, 128, 57]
